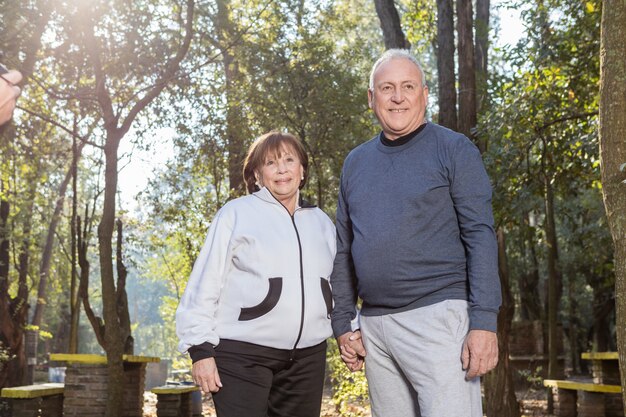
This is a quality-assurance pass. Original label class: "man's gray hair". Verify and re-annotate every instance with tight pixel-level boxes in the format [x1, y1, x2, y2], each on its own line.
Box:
[368, 49, 427, 90]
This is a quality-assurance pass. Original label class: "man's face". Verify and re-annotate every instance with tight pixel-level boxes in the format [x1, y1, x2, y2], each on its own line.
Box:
[368, 58, 429, 140]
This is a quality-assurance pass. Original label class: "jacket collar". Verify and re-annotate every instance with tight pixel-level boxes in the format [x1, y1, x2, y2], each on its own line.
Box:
[253, 187, 316, 210]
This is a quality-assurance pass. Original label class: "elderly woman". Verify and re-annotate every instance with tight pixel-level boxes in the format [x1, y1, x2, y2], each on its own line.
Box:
[176, 131, 336, 417]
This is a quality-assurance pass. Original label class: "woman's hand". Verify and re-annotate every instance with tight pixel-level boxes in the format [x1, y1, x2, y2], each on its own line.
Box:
[192, 357, 223, 394]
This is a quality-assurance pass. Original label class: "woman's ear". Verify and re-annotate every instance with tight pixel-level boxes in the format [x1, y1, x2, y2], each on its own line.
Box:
[254, 172, 262, 187]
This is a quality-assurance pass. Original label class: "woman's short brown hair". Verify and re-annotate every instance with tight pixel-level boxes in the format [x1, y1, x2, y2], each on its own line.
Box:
[242, 131, 309, 194]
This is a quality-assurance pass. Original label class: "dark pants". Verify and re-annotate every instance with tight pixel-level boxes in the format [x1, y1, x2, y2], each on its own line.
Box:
[212, 339, 327, 417]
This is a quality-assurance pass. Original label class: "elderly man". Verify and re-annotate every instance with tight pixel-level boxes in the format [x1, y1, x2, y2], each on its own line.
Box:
[331, 49, 501, 417]
[0, 64, 22, 125]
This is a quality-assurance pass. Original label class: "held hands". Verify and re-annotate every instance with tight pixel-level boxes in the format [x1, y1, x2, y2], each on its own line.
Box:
[0, 68, 22, 126]
[461, 329, 498, 380]
[337, 330, 367, 372]
[192, 357, 223, 394]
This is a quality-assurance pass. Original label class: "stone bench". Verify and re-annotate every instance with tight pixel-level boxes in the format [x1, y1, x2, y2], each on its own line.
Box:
[0, 383, 64, 417]
[544, 379, 623, 417]
[151, 384, 201, 417]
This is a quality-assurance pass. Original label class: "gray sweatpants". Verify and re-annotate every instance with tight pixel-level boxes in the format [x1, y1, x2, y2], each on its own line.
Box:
[360, 300, 482, 417]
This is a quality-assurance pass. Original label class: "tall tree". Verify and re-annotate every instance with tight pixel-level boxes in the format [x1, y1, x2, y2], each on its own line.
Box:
[213, 0, 250, 196]
[436, 0, 457, 129]
[373, 0, 411, 49]
[483, 230, 520, 417]
[474, 0, 489, 114]
[456, 0, 478, 148]
[31, 0, 196, 414]
[598, 0, 626, 406]
[0, 0, 52, 388]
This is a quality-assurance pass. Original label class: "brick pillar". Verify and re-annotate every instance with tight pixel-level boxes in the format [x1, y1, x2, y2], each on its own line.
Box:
[179, 392, 192, 417]
[550, 387, 576, 417]
[6, 395, 63, 417]
[590, 360, 621, 385]
[63, 363, 108, 417]
[41, 394, 64, 417]
[604, 392, 625, 417]
[60, 359, 148, 417]
[156, 393, 192, 417]
[123, 363, 147, 417]
[577, 391, 605, 417]
[0, 398, 12, 417]
[24, 330, 38, 385]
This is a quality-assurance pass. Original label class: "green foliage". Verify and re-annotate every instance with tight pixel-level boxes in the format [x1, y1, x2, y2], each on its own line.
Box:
[482, 0, 612, 353]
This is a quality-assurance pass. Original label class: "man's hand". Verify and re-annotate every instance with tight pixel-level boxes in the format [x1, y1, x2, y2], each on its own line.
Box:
[192, 357, 222, 394]
[0, 68, 22, 125]
[461, 329, 498, 379]
[337, 330, 367, 372]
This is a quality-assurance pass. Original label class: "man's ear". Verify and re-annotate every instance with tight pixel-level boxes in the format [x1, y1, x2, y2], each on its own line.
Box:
[367, 89, 374, 109]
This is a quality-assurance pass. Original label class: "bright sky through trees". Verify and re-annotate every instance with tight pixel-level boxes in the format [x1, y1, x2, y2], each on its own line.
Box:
[116, 2, 526, 211]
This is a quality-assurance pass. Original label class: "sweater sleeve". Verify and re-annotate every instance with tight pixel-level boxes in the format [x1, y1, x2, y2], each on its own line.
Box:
[449, 138, 501, 332]
[330, 163, 360, 337]
[176, 209, 234, 354]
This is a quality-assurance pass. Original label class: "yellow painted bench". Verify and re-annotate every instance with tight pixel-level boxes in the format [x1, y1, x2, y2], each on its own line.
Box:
[581, 352, 619, 361]
[49, 353, 159, 417]
[544, 379, 621, 394]
[0, 383, 64, 417]
[544, 379, 623, 417]
[151, 384, 201, 417]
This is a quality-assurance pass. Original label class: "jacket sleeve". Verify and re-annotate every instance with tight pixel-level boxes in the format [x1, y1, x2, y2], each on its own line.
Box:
[449, 137, 501, 332]
[176, 209, 234, 355]
[330, 164, 360, 337]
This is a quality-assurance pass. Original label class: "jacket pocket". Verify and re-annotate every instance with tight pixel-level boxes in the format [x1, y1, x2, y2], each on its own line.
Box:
[320, 277, 333, 319]
[238, 277, 283, 321]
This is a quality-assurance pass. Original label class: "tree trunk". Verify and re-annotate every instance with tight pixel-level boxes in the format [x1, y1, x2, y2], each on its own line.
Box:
[591, 284, 613, 351]
[474, 0, 489, 114]
[17, 178, 38, 384]
[456, 0, 479, 149]
[216, 0, 248, 197]
[99, 133, 126, 417]
[32, 141, 85, 328]
[373, 0, 411, 50]
[598, 0, 626, 408]
[484, 229, 520, 417]
[543, 158, 563, 413]
[69, 136, 80, 353]
[518, 216, 543, 321]
[0, 176, 30, 389]
[116, 219, 133, 354]
[436, 0, 457, 130]
[567, 265, 580, 374]
[81, 1, 195, 413]
[0, 0, 51, 388]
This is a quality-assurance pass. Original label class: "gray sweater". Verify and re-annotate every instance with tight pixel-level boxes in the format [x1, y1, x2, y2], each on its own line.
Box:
[330, 122, 501, 336]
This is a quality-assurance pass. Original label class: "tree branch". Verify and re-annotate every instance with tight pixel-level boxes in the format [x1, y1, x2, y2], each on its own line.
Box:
[16, 106, 103, 149]
[535, 111, 598, 132]
[120, 0, 196, 135]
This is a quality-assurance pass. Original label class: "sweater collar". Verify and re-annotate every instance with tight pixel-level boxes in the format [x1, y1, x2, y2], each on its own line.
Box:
[375, 122, 431, 154]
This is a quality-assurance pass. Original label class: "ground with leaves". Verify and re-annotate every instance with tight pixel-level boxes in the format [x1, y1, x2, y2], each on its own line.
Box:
[142, 388, 553, 417]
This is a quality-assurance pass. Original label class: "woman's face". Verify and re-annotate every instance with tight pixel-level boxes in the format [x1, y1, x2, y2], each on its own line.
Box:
[256, 145, 304, 210]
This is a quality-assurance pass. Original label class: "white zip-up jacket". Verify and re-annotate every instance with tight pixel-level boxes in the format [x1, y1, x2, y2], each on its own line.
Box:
[176, 187, 336, 355]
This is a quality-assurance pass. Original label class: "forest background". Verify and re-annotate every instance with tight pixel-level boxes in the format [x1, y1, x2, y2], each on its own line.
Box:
[0, 0, 625, 416]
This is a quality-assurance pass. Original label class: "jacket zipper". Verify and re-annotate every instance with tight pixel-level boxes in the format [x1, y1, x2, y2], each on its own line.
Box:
[269, 192, 306, 366]
[288, 212, 306, 366]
